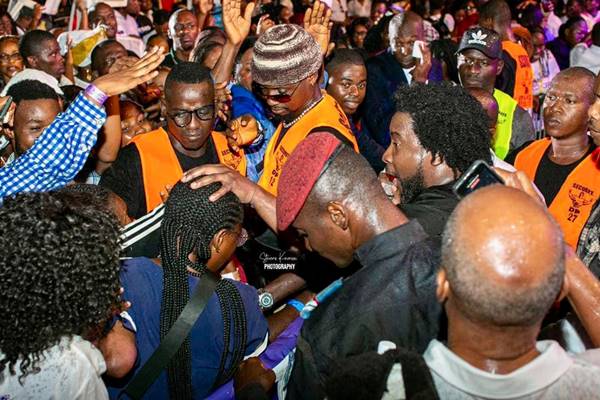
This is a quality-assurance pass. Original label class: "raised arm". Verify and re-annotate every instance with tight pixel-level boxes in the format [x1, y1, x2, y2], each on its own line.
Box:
[0, 48, 165, 200]
[565, 248, 600, 347]
[211, 0, 255, 84]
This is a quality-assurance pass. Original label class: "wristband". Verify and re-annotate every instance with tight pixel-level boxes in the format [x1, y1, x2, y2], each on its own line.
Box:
[287, 299, 305, 313]
[84, 84, 109, 105]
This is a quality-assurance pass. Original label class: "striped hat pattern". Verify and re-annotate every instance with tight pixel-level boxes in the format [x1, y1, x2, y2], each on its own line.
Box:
[252, 24, 322, 87]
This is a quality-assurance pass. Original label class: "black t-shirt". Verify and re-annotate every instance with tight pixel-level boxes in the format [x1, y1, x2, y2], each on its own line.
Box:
[506, 141, 597, 205]
[100, 135, 219, 219]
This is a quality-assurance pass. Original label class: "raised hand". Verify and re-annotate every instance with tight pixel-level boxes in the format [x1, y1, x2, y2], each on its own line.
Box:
[303, 1, 332, 56]
[214, 81, 232, 122]
[256, 14, 275, 35]
[92, 47, 165, 98]
[222, 0, 255, 46]
[196, 0, 215, 15]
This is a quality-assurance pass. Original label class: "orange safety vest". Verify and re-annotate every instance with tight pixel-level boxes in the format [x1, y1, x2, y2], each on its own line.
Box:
[131, 128, 246, 213]
[514, 139, 600, 248]
[502, 41, 533, 112]
[256, 93, 359, 196]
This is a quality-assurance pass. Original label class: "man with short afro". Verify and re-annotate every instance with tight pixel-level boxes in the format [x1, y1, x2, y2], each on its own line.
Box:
[383, 82, 492, 240]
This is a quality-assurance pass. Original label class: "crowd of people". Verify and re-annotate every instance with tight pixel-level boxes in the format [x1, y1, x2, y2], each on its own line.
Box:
[0, 0, 600, 397]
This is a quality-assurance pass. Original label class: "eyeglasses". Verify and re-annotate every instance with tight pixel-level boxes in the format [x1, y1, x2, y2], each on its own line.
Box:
[254, 82, 301, 103]
[174, 22, 197, 34]
[168, 104, 215, 128]
[0, 52, 21, 64]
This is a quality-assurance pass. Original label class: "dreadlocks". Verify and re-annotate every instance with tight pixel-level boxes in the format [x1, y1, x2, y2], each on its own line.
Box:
[159, 181, 246, 399]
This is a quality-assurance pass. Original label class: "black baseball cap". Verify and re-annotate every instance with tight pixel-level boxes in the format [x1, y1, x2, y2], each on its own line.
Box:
[457, 27, 502, 59]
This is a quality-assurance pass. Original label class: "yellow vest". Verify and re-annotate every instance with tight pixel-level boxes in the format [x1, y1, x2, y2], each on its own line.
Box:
[256, 93, 359, 196]
[493, 89, 517, 160]
[131, 128, 246, 213]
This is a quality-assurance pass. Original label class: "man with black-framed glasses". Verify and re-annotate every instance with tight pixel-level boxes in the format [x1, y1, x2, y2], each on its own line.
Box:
[100, 62, 243, 219]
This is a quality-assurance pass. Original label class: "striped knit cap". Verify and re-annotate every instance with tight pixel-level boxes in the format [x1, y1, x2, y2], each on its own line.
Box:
[252, 24, 322, 86]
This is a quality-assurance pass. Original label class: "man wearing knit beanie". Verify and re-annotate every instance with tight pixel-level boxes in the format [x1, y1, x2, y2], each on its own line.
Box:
[183, 20, 360, 234]
[274, 132, 440, 399]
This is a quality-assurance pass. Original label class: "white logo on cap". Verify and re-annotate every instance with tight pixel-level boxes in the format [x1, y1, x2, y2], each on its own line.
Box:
[467, 30, 488, 46]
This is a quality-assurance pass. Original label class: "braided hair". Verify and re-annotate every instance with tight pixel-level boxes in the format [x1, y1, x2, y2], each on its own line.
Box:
[159, 182, 246, 399]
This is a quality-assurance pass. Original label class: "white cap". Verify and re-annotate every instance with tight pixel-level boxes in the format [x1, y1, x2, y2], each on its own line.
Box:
[1, 69, 64, 97]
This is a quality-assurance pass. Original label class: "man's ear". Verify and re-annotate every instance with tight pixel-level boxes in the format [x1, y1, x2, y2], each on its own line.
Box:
[210, 228, 229, 254]
[327, 201, 349, 230]
[436, 268, 450, 303]
[556, 270, 570, 303]
[160, 97, 167, 117]
[26, 56, 38, 69]
[496, 58, 504, 76]
[308, 71, 320, 87]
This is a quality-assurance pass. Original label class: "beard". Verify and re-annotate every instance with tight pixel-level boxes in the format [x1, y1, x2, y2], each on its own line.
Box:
[399, 165, 426, 205]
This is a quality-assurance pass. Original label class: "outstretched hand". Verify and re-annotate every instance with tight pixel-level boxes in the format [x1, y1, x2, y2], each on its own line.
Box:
[181, 164, 258, 203]
[92, 47, 165, 98]
[222, 0, 255, 46]
[304, 1, 333, 56]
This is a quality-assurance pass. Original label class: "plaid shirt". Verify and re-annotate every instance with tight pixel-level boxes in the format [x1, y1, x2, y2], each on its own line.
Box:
[0, 93, 106, 200]
[578, 202, 600, 277]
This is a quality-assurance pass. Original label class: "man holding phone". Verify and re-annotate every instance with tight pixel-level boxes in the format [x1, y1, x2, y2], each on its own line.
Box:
[382, 82, 491, 240]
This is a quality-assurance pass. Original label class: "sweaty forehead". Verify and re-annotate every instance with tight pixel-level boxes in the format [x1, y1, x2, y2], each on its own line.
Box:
[16, 99, 60, 121]
[165, 81, 213, 106]
[177, 11, 196, 24]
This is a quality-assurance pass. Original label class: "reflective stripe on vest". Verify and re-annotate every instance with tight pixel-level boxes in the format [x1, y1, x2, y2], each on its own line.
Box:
[257, 93, 359, 196]
[493, 89, 517, 160]
[514, 139, 600, 248]
[502, 41, 533, 111]
[132, 128, 246, 213]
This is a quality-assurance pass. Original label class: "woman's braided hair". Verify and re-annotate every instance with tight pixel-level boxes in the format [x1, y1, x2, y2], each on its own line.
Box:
[159, 182, 246, 398]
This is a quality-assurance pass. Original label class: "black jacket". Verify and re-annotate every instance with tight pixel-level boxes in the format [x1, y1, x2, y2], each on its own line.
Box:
[285, 220, 442, 400]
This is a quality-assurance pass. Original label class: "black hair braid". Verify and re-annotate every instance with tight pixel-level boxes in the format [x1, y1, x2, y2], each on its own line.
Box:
[212, 279, 248, 388]
[159, 182, 245, 398]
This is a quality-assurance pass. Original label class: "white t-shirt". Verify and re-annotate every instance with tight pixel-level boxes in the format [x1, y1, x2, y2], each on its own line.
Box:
[382, 339, 600, 400]
[570, 44, 600, 75]
[0, 335, 108, 400]
[347, 0, 371, 18]
[115, 11, 140, 37]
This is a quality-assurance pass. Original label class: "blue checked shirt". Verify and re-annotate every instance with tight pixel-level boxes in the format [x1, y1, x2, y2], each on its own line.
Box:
[0, 93, 106, 200]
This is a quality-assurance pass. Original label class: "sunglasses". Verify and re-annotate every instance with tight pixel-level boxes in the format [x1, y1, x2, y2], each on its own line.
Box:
[253, 81, 301, 103]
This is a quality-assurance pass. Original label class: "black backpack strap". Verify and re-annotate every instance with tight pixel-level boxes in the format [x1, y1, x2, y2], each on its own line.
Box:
[120, 271, 220, 400]
[393, 348, 440, 400]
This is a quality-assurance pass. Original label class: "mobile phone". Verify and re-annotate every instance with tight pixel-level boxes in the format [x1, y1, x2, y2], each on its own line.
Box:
[452, 160, 504, 199]
[412, 40, 425, 60]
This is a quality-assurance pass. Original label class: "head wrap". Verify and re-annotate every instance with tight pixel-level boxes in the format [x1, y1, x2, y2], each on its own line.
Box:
[252, 24, 322, 87]
[277, 133, 342, 231]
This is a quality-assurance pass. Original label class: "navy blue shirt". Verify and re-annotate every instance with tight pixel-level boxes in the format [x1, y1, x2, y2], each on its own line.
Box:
[107, 257, 269, 399]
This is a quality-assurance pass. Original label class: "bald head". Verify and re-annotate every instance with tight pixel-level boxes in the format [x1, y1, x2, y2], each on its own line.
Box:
[552, 67, 596, 103]
[442, 186, 565, 327]
[389, 11, 424, 68]
[480, 0, 512, 30]
[389, 11, 424, 41]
